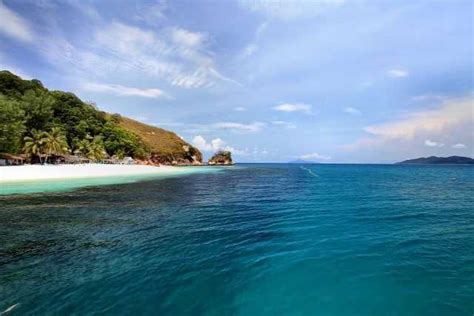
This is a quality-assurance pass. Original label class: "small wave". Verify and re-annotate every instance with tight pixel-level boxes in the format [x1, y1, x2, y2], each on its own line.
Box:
[300, 166, 318, 177]
[1, 303, 19, 315]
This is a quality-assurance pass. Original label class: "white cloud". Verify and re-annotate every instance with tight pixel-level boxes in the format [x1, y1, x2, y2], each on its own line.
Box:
[343, 107, 361, 115]
[273, 103, 311, 114]
[300, 152, 331, 160]
[363, 98, 473, 140]
[387, 68, 409, 78]
[271, 120, 296, 129]
[239, 0, 345, 20]
[214, 121, 265, 133]
[192, 135, 247, 155]
[0, 1, 33, 42]
[424, 139, 444, 147]
[171, 27, 206, 47]
[345, 97, 474, 152]
[452, 143, 466, 149]
[234, 106, 247, 112]
[82, 82, 169, 99]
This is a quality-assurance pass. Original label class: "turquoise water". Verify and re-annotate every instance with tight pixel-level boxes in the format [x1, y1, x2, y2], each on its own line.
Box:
[0, 166, 220, 195]
[0, 164, 473, 315]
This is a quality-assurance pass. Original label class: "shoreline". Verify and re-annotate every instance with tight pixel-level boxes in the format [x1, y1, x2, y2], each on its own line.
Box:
[0, 164, 190, 183]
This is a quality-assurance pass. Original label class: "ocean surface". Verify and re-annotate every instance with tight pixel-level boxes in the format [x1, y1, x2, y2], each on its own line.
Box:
[0, 164, 473, 315]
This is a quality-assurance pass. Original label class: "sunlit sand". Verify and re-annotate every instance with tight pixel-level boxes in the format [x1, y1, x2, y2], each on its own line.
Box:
[0, 164, 186, 183]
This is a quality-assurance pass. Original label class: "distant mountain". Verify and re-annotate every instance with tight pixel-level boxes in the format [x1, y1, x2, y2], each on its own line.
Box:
[397, 156, 474, 165]
[288, 159, 320, 164]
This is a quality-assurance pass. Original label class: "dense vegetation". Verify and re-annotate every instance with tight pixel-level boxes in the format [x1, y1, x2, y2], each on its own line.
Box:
[0, 70, 201, 164]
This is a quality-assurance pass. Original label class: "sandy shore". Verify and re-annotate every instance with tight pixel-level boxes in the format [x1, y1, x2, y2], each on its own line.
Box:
[0, 164, 184, 182]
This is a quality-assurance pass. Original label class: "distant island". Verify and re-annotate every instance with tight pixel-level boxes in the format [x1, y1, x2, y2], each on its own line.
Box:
[397, 156, 474, 165]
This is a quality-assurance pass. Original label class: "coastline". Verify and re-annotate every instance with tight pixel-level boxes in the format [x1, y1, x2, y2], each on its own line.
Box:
[0, 164, 187, 183]
[0, 164, 222, 195]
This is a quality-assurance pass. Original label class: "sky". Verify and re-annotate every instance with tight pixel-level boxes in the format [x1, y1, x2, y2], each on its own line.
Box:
[0, 0, 472, 163]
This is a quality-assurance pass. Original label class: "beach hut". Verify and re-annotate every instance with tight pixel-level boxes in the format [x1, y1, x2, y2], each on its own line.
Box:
[0, 153, 26, 166]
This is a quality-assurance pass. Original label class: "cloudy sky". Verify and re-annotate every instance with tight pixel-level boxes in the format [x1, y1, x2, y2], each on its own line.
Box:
[0, 0, 472, 162]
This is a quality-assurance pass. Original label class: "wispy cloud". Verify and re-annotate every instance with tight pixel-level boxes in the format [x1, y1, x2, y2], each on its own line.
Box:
[213, 121, 265, 133]
[363, 98, 473, 140]
[271, 120, 296, 129]
[81, 82, 170, 99]
[171, 27, 206, 47]
[346, 97, 473, 151]
[240, 22, 267, 58]
[134, 0, 167, 25]
[273, 103, 311, 114]
[412, 93, 446, 102]
[33, 16, 235, 90]
[343, 106, 361, 115]
[299, 152, 331, 160]
[387, 68, 409, 78]
[239, 0, 345, 20]
[0, 1, 33, 42]
[234, 106, 247, 112]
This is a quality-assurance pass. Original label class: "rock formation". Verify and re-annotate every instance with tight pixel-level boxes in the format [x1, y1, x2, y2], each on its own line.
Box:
[208, 150, 233, 165]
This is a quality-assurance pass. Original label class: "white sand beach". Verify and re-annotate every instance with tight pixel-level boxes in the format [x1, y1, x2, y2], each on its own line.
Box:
[0, 164, 185, 183]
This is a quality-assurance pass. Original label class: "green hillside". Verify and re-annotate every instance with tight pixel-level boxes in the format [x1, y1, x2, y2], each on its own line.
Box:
[0, 70, 202, 165]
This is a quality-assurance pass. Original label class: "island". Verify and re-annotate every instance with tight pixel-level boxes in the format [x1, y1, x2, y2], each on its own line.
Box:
[0, 70, 233, 185]
[397, 156, 474, 165]
[208, 151, 233, 165]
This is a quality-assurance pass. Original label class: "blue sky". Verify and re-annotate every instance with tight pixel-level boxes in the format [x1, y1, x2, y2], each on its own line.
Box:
[0, 0, 472, 162]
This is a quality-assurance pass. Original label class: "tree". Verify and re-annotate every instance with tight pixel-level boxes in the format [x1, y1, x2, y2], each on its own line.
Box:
[0, 97, 26, 153]
[23, 129, 47, 164]
[43, 127, 69, 162]
[21, 90, 55, 131]
[74, 135, 106, 161]
[88, 136, 107, 161]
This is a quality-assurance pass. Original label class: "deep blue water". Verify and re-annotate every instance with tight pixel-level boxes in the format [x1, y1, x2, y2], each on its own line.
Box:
[0, 164, 473, 315]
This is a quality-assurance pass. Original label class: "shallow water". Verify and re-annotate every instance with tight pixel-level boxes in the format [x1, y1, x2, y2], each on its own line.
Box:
[0, 164, 473, 315]
[0, 166, 219, 195]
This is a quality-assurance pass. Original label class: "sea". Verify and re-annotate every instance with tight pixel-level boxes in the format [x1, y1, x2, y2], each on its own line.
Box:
[0, 164, 473, 315]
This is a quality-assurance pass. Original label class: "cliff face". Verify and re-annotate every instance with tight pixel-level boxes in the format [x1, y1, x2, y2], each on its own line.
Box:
[117, 116, 202, 165]
[208, 151, 233, 165]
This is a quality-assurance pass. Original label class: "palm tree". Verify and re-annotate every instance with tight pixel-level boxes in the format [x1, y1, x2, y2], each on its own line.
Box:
[44, 127, 69, 163]
[23, 129, 47, 164]
[74, 138, 91, 157]
[88, 136, 107, 161]
[74, 136, 106, 161]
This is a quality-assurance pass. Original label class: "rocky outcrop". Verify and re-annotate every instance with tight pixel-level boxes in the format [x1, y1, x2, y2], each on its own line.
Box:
[208, 151, 233, 165]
